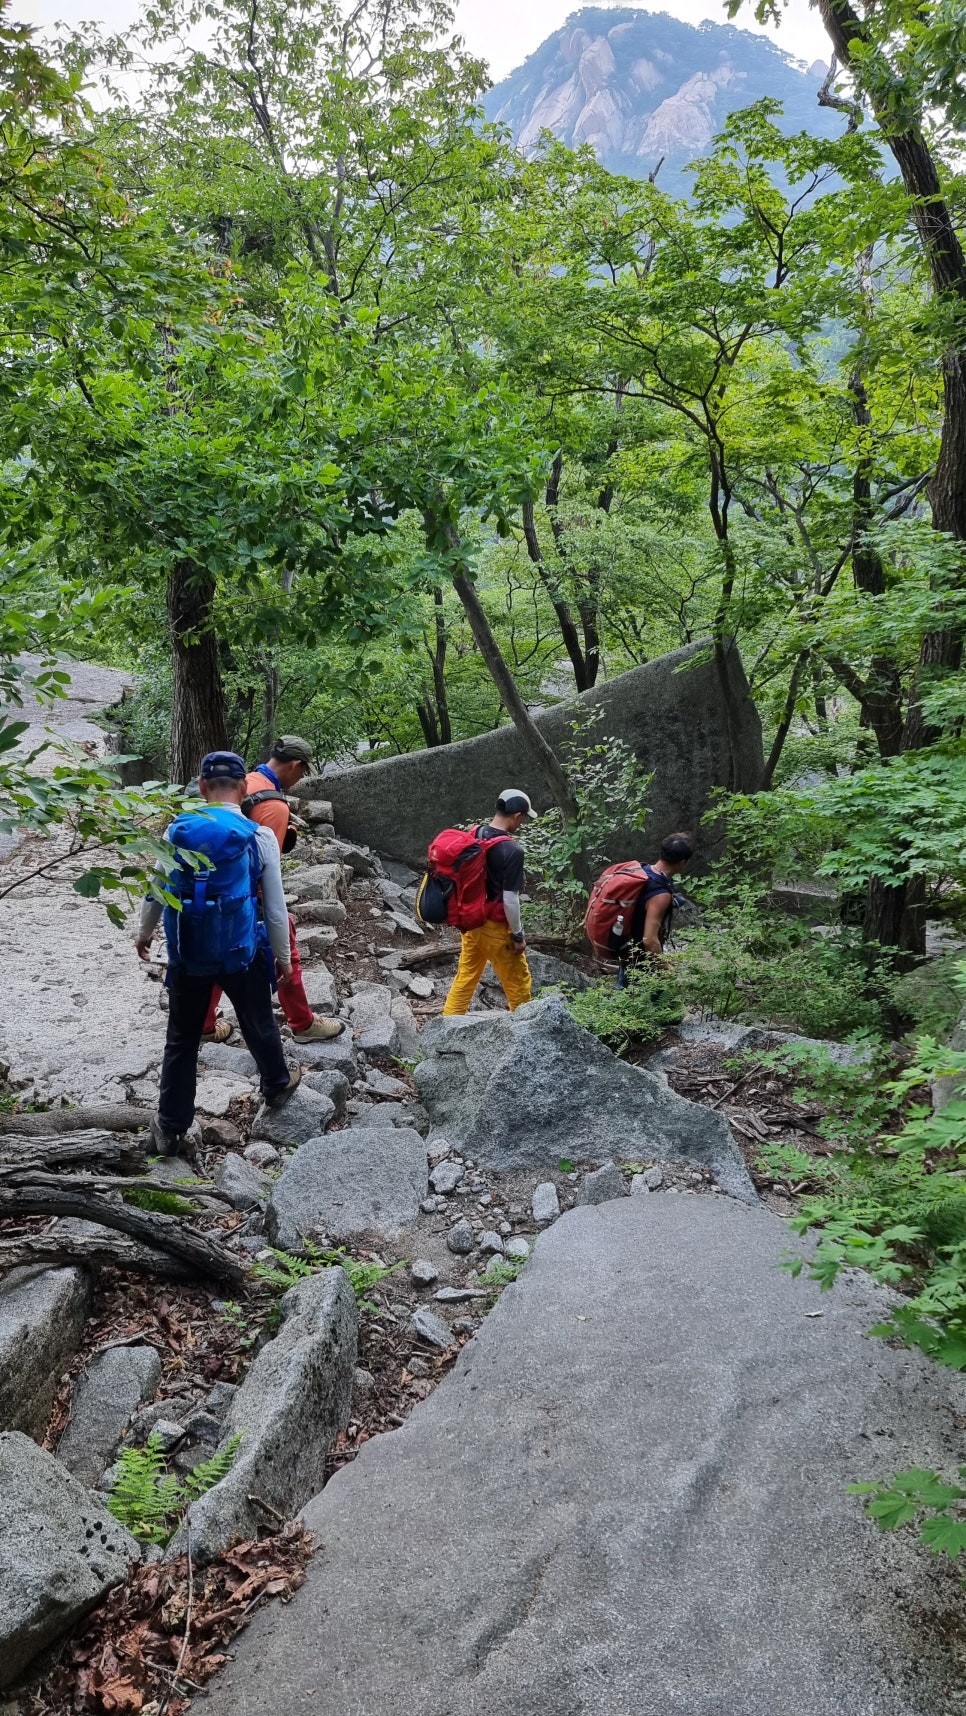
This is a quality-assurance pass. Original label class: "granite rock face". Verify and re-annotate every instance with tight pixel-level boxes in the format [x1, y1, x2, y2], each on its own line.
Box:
[0, 1432, 140, 1688]
[321, 642, 761, 868]
[415, 997, 755, 1199]
[56, 1345, 161, 1488]
[0, 1266, 92, 1437]
[267, 1127, 429, 1249]
[168, 1269, 357, 1564]
[197, 1196, 966, 1716]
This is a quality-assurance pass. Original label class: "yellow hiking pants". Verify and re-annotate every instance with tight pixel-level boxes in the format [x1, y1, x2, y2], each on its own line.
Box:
[443, 919, 533, 1015]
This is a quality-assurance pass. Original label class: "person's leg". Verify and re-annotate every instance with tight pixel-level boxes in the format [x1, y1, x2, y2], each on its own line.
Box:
[222, 951, 292, 1100]
[158, 968, 214, 1136]
[202, 985, 225, 1037]
[442, 927, 491, 1015]
[485, 921, 533, 1012]
[277, 913, 317, 1035]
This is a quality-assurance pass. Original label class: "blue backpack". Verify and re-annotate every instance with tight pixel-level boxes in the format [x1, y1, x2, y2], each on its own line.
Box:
[163, 806, 262, 976]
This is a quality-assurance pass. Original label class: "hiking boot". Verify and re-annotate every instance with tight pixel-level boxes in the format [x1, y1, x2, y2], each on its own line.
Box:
[148, 1115, 187, 1157]
[201, 1017, 233, 1045]
[291, 1016, 345, 1043]
[265, 1059, 303, 1108]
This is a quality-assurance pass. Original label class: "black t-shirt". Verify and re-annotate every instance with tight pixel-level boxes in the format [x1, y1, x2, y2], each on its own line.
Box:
[476, 824, 525, 899]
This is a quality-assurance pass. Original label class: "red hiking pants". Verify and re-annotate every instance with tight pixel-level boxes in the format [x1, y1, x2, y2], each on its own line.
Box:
[203, 913, 314, 1036]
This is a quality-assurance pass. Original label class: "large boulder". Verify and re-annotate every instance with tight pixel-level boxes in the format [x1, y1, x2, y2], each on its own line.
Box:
[267, 1128, 428, 1250]
[320, 641, 762, 868]
[414, 996, 755, 1200]
[0, 1431, 140, 1688]
[168, 1268, 357, 1564]
[56, 1344, 161, 1488]
[0, 1266, 92, 1437]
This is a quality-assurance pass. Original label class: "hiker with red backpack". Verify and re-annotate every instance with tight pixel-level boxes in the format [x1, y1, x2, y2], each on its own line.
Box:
[584, 832, 695, 986]
[200, 735, 342, 1047]
[417, 790, 536, 1015]
[135, 751, 303, 1155]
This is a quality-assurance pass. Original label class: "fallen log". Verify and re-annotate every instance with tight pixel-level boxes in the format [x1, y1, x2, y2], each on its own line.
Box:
[0, 1132, 146, 1175]
[0, 1104, 150, 1138]
[0, 1168, 233, 1204]
[0, 1227, 195, 1281]
[0, 1188, 247, 1285]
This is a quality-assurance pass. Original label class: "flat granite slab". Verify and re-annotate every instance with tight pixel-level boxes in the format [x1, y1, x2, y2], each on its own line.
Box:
[205, 1195, 966, 1716]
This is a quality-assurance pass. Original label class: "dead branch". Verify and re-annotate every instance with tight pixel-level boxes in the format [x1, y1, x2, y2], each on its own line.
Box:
[0, 1227, 196, 1281]
[0, 1187, 248, 1284]
[0, 1104, 150, 1138]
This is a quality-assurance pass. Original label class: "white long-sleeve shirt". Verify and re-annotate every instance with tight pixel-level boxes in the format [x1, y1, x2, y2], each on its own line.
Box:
[137, 803, 291, 964]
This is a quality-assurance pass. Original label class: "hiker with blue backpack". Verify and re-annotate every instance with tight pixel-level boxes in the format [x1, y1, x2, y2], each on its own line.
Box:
[584, 832, 695, 986]
[135, 751, 302, 1154]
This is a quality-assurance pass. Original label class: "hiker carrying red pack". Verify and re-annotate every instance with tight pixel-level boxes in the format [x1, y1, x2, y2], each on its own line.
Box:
[585, 831, 695, 987]
[416, 790, 536, 1015]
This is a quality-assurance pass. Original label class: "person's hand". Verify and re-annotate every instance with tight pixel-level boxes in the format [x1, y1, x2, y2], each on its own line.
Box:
[510, 933, 527, 954]
[277, 960, 294, 985]
[135, 937, 153, 963]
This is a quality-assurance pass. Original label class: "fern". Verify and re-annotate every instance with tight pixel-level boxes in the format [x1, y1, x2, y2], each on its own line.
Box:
[182, 1434, 242, 1501]
[107, 1432, 242, 1545]
[107, 1436, 183, 1543]
[252, 1244, 402, 1313]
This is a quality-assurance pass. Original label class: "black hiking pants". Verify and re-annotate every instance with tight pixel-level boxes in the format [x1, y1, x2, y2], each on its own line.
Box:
[158, 950, 290, 1135]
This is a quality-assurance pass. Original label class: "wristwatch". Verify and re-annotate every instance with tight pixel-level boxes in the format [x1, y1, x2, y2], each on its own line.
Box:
[511, 931, 526, 944]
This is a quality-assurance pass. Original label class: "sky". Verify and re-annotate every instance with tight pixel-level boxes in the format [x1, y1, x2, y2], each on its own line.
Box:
[19, 0, 832, 82]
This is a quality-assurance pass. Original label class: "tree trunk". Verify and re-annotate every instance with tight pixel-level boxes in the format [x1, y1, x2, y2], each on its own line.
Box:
[862, 876, 926, 960]
[761, 651, 808, 789]
[450, 565, 578, 821]
[260, 654, 279, 762]
[818, 0, 966, 747]
[415, 588, 452, 749]
[167, 558, 229, 784]
[521, 497, 590, 692]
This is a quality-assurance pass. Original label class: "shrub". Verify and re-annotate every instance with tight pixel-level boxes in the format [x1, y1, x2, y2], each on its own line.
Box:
[675, 888, 885, 1039]
[524, 710, 652, 937]
[566, 967, 684, 1057]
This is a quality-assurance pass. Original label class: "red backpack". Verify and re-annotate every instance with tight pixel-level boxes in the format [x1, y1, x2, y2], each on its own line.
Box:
[416, 827, 509, 931]
[584, 862, 674, 958]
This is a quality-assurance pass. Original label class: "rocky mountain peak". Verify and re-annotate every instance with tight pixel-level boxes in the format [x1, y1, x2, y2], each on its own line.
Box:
[485, 7, 836, 185]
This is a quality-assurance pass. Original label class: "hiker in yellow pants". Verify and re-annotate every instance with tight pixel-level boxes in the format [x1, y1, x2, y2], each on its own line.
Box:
[443, 919, 533, 1015]
[442, 790, 535, 1015]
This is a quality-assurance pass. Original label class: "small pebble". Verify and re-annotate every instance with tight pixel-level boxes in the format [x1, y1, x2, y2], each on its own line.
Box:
[446, 1218, 475, 1256]
[479, 1230, 505, 1255]
[410, 1259, 439, 1287]
[505, 1237, 531, 1262]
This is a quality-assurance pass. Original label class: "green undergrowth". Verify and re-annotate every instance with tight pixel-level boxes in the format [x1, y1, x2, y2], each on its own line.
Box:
[673, 887, 887, 1039]
[565, 968, 684, 1056]
[252, 1244, 403, 1315]
[108, 1433, 241, 1545]
[751, 1007, 966, 1569]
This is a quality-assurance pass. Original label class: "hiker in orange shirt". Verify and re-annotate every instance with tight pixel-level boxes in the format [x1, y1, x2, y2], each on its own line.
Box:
[203, 736, 343, 1045]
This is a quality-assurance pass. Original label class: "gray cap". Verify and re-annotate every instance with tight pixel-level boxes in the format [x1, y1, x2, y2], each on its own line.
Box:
[272, 735, 315, 767]
[496, 788, 538, 818]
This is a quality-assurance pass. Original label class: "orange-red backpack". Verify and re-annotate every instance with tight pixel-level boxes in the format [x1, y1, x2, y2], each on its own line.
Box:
[583, 862, 674, 957]
[416, 827, 509, 931]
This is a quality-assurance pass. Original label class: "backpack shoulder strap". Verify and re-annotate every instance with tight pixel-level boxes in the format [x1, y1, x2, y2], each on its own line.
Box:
[242, 787, 288, 817]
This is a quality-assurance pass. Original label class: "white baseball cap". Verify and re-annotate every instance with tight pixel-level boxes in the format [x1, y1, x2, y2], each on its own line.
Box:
[496, 789, 538, 818]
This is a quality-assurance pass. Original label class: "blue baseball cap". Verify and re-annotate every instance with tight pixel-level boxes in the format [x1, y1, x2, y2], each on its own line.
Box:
[199, 751, 247, 781]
